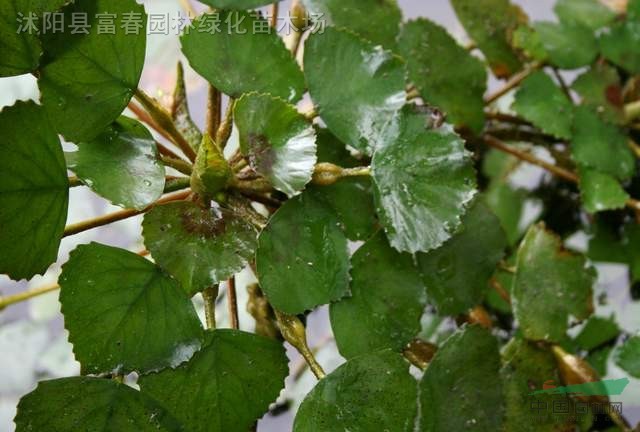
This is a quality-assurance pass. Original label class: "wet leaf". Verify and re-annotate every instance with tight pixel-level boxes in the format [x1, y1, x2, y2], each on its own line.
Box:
[235, 93, 317, 197]
[14, 377, 181, 431]
[501, 338, 573, 431]
[512, 224, 595, 342]
[575, 315, 620, 351]
[330, 231, 426, 359]
[571, 106, 635, 180]
[419, 325, 503, 431]
[67, 117, 165, 210]
[293, 350, 417, 432]
[372, 106, 477, 253]
[399, 18, 487, 132]
[614, 335, 640, 378]
[39, 0, 146, 142]
[572, 63, 624, 124]
[302, 0, 402, 48]
[0, 101, 68, 280]
[534, 21, 598, 69]
[577, 166, 629, 213]
[512, 71, 574, 140]
[450, 0, 523, 77]
[0, 0, 70, 77]
[143, 201, 258, 296]
[599, 10, 640, 73]
[304, 27, 406, 155]
[554, 0, 617, 30]
[59, 243, 203, 374]
[138, 329, 288, 431]
[417, 201, 507, 315]
[181, 11, 304, 102]
[306, 130, 378, 241]
[256, 193, 350, 314]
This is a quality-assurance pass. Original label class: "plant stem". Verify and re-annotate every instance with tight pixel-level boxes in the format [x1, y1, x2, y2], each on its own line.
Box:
[312, 163, 371, 186]
[484, 62, 542, 105]
[163, 176, 191, 193]
[270, 2, 279, 28]
[134, 89, 197, 162]
[128, 102, 177, 146]
[227, 276, 239, 329]
[625, 100, 640, 123]
[63, 189, 191, 237]
[68, 176, 83, 187]
[629, 139, 640, 159]
[179, 0, 197, 17]
[490, 277, 512, 304]
[217, 99, 235, 150]
[483, 135, 640, 212]
[161, 155, 193, 175]
[0, 283, 58, 311]
[202, 285, 218, 329]
[550, 67, 574, 103]
[274, 310, 326, 379]
[206, 86, 222, 138]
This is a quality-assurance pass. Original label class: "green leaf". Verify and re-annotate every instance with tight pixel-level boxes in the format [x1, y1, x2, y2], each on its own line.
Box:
[235, 93, 317, 197]
[142, 201, 258, 295]
[39, 0, 147, 142]
[572, 63, 625, 124]
[330, 231, 426, 359]
[484, 183, 526, 246]
[417, 201, 507, 315]
[575, 315, 620, 351]
[59, 243, 203, 374]
[256, 193, 350, 314]
[615, 335, 640, 378]
[419, 325, 503, 431]
[372, 106, 477, 253]
[578, 166, 629, 213]
[301, 0, 402, 48]
[181, 11, 304, 102]
[554, 0, 617, 30]
[0, 0, 70, 76]
[139, 329, 288, 431]
[307, 130, 377, 241]
[398, 19, 487, 132]
[293, 350, 417, 432]
[67, 117, 165, 210]
[512, 224, 595, 342]
[511, 25, 549, 62]
[512, 71, 573, 140]
[198, 0, 281, 9]
[599, 12, 640, 74]
[450, 0, 522, 78]
[14, 377, 181, 431]
[304, 27, 406, 155]
[501, 338, 573, 432]
[0, 101, 68, 280]
[534, 21, 598, 69]
[571, 106, 635, 180]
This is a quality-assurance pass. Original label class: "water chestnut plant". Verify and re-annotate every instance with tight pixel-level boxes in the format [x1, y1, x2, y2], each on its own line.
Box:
[2, 0, 640, 430]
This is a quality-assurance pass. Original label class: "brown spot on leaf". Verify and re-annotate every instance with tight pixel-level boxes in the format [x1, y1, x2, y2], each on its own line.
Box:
[605, 84, 624, 107]
[181, 208, 227, 238]
[247, 133, 275, 174]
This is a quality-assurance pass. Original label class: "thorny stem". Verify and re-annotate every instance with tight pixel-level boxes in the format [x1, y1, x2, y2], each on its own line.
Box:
[483, 135, 640, 212]
[484, 62, 543, 105]
[274, 309, 326, 379]
[202, 285, 218, 329]
[63, 190, 191, 237]
[134, 89, 197, 162]
[227, 276, 239, 329]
